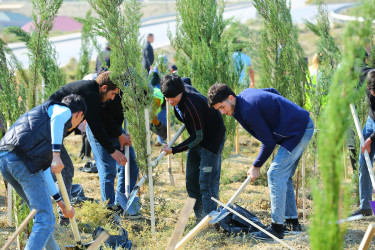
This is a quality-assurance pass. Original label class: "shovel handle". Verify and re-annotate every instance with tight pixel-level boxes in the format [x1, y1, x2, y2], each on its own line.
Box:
[350, 104, 375, 189]
[226, 175, 252, 206]
[55, 173, 82, 244]
[151, 125, 186, 168]
[1, 209, 37, 250]
[124, 120, 131, 198]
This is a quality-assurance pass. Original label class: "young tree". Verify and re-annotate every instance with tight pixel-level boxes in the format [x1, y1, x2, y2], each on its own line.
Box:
[76, 10, 94, 80]
[252, 0, 308, 107]
[85, 0, 151, 171]
[310, 0, 375, 248]
[169, 0, 238, 153]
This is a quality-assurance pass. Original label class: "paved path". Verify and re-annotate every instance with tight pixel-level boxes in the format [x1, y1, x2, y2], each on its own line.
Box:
[8, 1, 352, 68]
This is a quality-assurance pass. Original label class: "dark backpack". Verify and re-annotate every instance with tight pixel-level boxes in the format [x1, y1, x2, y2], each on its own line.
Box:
[218, 203, 265, 236]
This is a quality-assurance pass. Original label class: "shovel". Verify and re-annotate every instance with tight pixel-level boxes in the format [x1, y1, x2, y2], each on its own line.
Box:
[124, 120, 131, 199]
[56, 172, 93, 249]
[175, 175, 252, 249]
[350, 104, 375, 215]
[118, 125, 186, 213]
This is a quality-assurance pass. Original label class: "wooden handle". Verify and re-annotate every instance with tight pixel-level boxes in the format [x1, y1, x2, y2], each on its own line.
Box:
[1, 209, 37, 250]
[87, 230, 110, 250]
[359, 223, 375, 250]
[151, 125, 185, 168]
[167, 198, 196, 250]
[55, 173, 81, 244]
[212, 198, 295, 250]
[350, 104, 375, 188]
[227, 175, 252, 206]
[175, 214, 211, 249]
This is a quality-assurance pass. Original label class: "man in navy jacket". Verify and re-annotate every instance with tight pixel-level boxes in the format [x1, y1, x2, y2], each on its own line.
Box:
[207, 83, 314, 240]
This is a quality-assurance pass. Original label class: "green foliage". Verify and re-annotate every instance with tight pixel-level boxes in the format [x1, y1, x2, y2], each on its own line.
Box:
[253, 0, 308, 107]
[86, 0, 152, 172]
[310, 1, 375, 248]
[169, 0, 238, 156]
[76, 10, 94, 80]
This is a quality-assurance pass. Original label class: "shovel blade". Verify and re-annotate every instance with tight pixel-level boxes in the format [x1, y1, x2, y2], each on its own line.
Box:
[117, 188, 139, 213]
[370, 200, 375, 215]
[208, 209, 230, 224]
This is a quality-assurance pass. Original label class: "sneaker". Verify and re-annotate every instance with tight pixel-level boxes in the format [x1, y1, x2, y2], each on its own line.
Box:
[252, 225, 283, 240]
[58, 217, 70, 226]
[351, 208, 373, 217]
[124, 213, 143, 220]
[283, 223, 303, 235]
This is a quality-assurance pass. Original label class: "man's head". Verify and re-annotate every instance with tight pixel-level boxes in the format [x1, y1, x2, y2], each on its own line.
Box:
[147, 33, 154, 43]
[207, 83, 236, 116]
[160, 75, 185, 107]
[96, 71, 119, 102]
[61, 94, 86, 130]
[367, 69, 375, 96]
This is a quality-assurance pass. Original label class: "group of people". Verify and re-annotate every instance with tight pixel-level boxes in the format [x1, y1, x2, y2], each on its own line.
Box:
[5, 36, 375, 249]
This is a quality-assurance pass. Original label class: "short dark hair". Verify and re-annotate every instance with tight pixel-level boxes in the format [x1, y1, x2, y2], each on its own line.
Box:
[61, 94, 87, 117]
[160, 75, 185, 98]
[207, 83, 236, 108]
[147, 33, 154, 38]
[367, 69, 375, 91]
[96, 71, 118, 91]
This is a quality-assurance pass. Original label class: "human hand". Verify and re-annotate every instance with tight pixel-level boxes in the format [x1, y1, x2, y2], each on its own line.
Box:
[247, 166, 260, 182]
[58, 201, 75, 219]
[119, 134, 132, 150]
[361, 138, 372, 154]
[51, 153, 64, 174]
[111, 150, 128, 166]
[161, 145, 172, 155]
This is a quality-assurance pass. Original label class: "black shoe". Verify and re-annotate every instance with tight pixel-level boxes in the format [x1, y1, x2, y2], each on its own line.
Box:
[351, 208, 373, 216]
[58, 217, 70, 226]
[252, 225, 284, 240]
[283, 223, 303, 235]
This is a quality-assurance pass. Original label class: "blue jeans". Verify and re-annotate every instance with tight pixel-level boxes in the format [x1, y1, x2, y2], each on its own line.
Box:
[358, 116, 375, 209]
[186, 136, 225, 219]
[267, 117, 314, 224]
[86, 124, 140, 214]
[0, 152, 59, 250]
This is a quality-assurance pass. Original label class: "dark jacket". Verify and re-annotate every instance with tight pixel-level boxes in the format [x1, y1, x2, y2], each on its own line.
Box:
[101, 94, 124, 138]
[361, 67, 375, 141]
[142, 41, 154, 71]
[48, 80, 121, 154]
[0, 101, 71, 173]
[95, 47, 111, 73]
[172, 84, 226, 155]
[233, 88, 310, 167]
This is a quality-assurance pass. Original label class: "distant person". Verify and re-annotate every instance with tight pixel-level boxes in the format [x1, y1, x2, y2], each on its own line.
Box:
[142, 33, 155, 73]
[96, 43, 111, 73]
[232, 42, 255, 88]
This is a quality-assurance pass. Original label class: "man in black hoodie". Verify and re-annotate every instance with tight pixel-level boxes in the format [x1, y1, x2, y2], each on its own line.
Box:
[48, 72, 129, 224]
[160, 75, 226, 220]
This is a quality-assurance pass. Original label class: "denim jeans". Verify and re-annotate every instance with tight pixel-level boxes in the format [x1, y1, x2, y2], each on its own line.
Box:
[267, 117, 314, 224]
[86, 124, 140, 214]
[53, 145, 74, 220]
[358, 116, 375, 209]
[0, 152, 59, 250]
[186, 136, 225, 219]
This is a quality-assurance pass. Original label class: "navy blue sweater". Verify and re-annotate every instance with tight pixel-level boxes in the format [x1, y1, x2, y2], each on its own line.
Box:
[233, 88, 310, 167]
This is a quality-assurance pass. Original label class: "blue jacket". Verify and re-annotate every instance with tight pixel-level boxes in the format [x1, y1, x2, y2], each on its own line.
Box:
[233, 88, 310, 167]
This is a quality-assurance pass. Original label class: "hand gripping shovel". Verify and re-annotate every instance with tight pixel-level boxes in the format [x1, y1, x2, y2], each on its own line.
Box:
[56, 173, 93, 249]
[118, 125, 186, 213]
[175, 175, 252, 249]
[350, 104, 375, 215]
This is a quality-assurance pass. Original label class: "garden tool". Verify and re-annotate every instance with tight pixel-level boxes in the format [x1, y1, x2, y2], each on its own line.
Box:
[1, 209, 37, 250]
[118, 125, 185, 213]
[124, 120, 130, 199]
[175, 175, 252, 249]
[350, 104, 375, 215]
[56, 172, 93, 249]
[212, 198, 295, 250]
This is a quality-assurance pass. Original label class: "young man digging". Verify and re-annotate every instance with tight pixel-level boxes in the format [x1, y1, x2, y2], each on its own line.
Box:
[207, 83, 314, 240]
[0, 94, 86, 249]
[160, 75, 226, 221]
